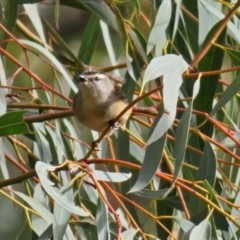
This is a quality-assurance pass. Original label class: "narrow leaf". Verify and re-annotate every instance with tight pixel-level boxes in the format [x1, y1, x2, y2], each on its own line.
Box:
[194, 20, 226, 138]
[53, 185, 72, 240]
[0, 111, 30, 136]
[129, 133, 166, 193]
[173, 78, 200, 183]
[35, 162, 89, 216]
[195, 141, 216, 187]
[147, 0, 172, 54]
[0, 0, 18, 49]
[78, 15, 100, 64]
[189, 219, 212, 240]
[93, 170, 131, 182]
[144, 55, 188, 145]
[96, 197, 109, 240]
[211, 73, 240, 115]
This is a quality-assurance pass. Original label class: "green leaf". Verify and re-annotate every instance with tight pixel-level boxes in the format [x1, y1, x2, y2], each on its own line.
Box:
[180, 0, 199, 55]
[96, 197, 109, 240]
[130, 0, 140, 15]
[93, 170, 131, 182]
[0, 111, 30, 136]
[129, 133, 166, 193]
[19, 40, 78, 93]
[187, 141, 216, 224]
[35, 161, 89, 216]
[61, 0, 119, 31]
[195, 141, 216, 187]
[230, 191, 240, 238]
[189, 219, 212, 240]
[199, 1, 240, 44]
[14, 190, 52, 225]
[78, 15, 100, 64]
[41, 17, 83, 66]
[32, 184, 50, 236]
[173, 78, 200, 183]
[121, 229, 137, 240]
[23, 4, 47, 48]
[225, 47, 240, 66]
[147, 0, 172, 54]
[0, 0, 18, 49]
[211, 73, 240, 115]
[33, 123, 52, 163]
[194, 19, 226, 138]
[53, 185, 72, 240]
[156, 159, 175, 239]
[144, 54, 188, 145]
[134, 188, 171, 199]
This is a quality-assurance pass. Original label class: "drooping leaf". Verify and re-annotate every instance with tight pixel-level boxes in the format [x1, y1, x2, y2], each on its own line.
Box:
[78, 15, 100, 64]
[93, 170, 131, 182]
[32, 184, 50, 236]
[199, 1, 240, 44]
[187, 141, 216, 224]
[211, 73, 240, 115]
[14, 191, 53, 225]
[129, 133, 166, 193]
[0, 0, 18, 49]
[194, 19, 226, 138]
[53, 185, 72, 240]
[35, 161, 89, 216]
[96, 197, 109, 240]
[189, 219, 212, 240]
[121, 229, 137, 240]
[19, 40, 78, 93]
[195, 141, 216, 187]
[144, 54, 188, 145]
[23, 4, 47, 48]
[61, 0, 119, 31]
[147, 0, 172, 55]
[173, 78, 200, 184]
[0, 111, 30, 136]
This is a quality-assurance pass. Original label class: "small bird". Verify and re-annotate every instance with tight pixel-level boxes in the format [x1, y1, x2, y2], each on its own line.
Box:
[73, 70, 132, 134]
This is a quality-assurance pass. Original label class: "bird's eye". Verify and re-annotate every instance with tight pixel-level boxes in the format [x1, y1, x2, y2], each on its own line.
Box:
[95, 77, 100, 81]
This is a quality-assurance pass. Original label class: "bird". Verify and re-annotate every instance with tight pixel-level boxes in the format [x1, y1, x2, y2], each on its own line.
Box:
[73, 70, 132, 135]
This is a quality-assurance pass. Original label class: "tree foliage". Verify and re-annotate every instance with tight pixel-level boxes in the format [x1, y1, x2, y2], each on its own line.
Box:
[1, 0, 240, 239]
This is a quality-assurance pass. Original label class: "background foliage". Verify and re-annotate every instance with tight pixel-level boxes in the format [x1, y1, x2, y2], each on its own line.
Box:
[1, 0, 240, 239]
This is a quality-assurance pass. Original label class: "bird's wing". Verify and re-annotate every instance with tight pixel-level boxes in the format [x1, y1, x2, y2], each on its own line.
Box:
[114, 88, 129, 103]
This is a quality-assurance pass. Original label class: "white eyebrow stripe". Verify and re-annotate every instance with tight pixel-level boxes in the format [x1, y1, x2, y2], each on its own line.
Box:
[87, 73, 105, 79]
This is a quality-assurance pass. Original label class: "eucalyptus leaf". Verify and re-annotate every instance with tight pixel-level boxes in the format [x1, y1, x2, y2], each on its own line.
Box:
[96, 197, 109, 240]
[211, 73, 240, 115]
[14, 191, 52, 225]
[144, 54, 188, 145]
[23, 4, 47, 48]
[121, 229, 137, 240]
[53, 186, 72, 240]
[93, 170, 131, 182]
[173, 78, 200, 184]
[78, 15, 100, 64]
[0, 111, 30, 136]
[19, 40, 78, 93]
[189, 219, 212, 240]
[0, 0, 18, 49]
[147, 0, 172, 54]
[35, 161, 89, 217]
[129, 133, 166, 193]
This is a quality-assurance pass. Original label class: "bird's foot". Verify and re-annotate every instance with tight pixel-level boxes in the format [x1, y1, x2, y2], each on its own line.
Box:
[109, 120, 121, 130]
[91, 141, 101, 151]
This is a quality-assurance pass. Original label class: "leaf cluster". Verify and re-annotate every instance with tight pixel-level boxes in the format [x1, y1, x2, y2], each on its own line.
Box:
[1, 0, 240, 239]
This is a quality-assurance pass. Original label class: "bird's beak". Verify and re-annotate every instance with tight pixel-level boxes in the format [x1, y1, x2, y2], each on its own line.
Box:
[79, 75, 88, 82]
